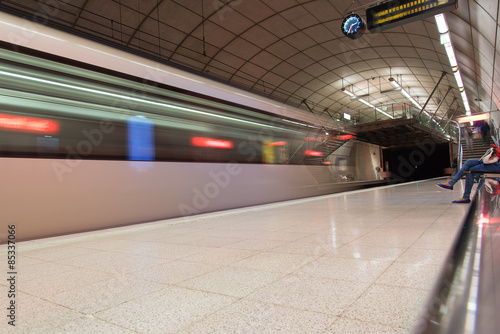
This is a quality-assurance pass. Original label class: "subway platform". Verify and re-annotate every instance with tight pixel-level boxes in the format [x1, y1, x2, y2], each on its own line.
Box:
[0, 178, 469, 333]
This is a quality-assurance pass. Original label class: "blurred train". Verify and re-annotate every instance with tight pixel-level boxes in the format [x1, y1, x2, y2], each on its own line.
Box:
[0, 11, 385, 240]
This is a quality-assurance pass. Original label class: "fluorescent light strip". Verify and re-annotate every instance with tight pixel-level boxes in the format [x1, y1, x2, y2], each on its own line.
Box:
[443, 40, 458, 68]
[434, 13, 449, 33]
[0, 70, 282, 129]
[358, 98, 394, 119]
[389, 77, 443, 129]
[435, 14, 471, 115]
[342, 88, 394, 119]
[390, 78, 423, 109]
[456, 113, 489, 123]
[454, 70, 464, 89]
[341, 88, 355, 97]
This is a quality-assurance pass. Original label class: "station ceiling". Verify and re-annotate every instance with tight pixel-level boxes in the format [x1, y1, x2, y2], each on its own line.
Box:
[1, 0, 498, 124]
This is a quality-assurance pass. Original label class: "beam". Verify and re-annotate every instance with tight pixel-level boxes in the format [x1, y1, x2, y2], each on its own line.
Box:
[429, 86, 453, 123]
[438, 97, 458, 126]
[443, 101, 460, 129]
[417, 71, 447, 118]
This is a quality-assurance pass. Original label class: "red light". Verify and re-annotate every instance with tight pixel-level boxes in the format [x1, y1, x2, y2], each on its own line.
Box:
[477, 217, 500, 226]
[0, 113, 59, 134]
[269, 141, 286, 146]
[322, 161, 332, 165]
[191, 137, 234, 149]
[305, 150, 323, 157]
[477, 217, 490, 226]
[337, 134, 355, 140]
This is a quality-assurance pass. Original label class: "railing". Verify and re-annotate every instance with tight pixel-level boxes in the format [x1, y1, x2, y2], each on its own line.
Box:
[413, 173, 500, 333]
[344, 103, 412, 124]
[449, 120, 462, 168]
[344, 103, 459, 139]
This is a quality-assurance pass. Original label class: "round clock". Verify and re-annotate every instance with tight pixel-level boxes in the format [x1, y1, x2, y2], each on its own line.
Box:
[341, 14, 366, 40]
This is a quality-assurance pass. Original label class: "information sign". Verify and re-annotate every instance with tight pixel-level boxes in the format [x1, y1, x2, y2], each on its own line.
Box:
[366, 0, 458, 33]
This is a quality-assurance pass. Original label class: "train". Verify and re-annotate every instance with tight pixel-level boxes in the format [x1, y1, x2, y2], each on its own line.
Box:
[0, 11, 385, 241]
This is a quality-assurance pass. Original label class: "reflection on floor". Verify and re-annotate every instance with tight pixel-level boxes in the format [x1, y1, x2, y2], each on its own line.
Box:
[0, 178, 469, 333]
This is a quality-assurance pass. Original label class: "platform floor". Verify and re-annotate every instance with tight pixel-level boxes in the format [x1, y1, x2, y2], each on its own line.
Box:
[1, 178, 470, 333]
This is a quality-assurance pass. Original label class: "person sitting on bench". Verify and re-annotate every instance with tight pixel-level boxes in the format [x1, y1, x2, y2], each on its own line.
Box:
[436, 144, 500, 203]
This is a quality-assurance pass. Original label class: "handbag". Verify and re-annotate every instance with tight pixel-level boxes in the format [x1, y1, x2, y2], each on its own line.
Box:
[480, 147, 499, 164]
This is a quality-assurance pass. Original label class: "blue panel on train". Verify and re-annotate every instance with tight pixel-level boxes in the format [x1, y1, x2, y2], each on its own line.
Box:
[127, 116, 155, 161]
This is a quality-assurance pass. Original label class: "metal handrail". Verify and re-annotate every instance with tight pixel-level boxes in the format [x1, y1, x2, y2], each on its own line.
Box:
[413, 174, 500, 333]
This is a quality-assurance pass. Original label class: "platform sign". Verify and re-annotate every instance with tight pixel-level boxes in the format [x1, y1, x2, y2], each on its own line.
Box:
[366, 0, 458, 33]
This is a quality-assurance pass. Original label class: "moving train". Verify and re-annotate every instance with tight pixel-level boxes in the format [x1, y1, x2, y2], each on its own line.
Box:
[0, 11, 384, 240]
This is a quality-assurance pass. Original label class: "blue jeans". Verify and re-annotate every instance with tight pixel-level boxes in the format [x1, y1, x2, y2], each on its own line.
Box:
[449, 159, 500, 199]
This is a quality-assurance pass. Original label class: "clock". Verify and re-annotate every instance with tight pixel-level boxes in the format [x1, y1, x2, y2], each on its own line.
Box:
[341, 14, 366, 39]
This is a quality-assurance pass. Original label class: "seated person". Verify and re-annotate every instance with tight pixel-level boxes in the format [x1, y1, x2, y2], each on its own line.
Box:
[436, 145, 500, 203]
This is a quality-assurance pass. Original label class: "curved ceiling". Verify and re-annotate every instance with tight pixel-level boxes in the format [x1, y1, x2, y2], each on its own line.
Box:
[1, 0, 499, 123]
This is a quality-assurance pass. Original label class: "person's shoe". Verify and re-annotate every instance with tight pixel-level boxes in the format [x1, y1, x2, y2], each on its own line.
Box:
[436, 183, 453, 190]
[452, 198, 471, 203]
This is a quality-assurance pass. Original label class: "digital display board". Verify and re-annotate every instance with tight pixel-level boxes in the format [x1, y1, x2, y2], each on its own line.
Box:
[366, 0, 458, 33]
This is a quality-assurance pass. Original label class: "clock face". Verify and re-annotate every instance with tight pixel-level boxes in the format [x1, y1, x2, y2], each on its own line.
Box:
[344, 16, 361, 34]
[341, 14, 366, 39]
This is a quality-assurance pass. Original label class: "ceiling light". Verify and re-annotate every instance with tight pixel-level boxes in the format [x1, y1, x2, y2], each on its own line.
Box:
[456, 113, 489, 123]
[388, 78, 445, 130]
[358, 99, 373, 108]
[435, 14, 449, 34]
[388, 77, 444, 130]
[453, 70, 464, 89]
[341, 87, 370, 100]
[461, 91, 471, 114]
[380, 87, 401, 94]
[388, 77, 400, 88]
[435, 14, 471, 116]
[341, 88, 355, 97]
[358, 98, 394, 119]
[443, 38, 458, 68]
[390, 77, 422, 109]
[342, 86, 393, 119]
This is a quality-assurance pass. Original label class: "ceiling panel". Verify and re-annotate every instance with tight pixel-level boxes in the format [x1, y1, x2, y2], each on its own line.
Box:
[0, 0, 498, 124]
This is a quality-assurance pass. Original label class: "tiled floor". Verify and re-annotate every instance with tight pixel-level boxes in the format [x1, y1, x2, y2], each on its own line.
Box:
[1, 178, 470, 333]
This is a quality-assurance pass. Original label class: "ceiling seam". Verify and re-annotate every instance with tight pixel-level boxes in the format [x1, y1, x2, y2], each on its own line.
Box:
[125, 0, 166, 46]
[168, 0, 327, 111]
[220, 2, 315, 83]
[269, 1, 347, 106]
[72, 0, 90, 28]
